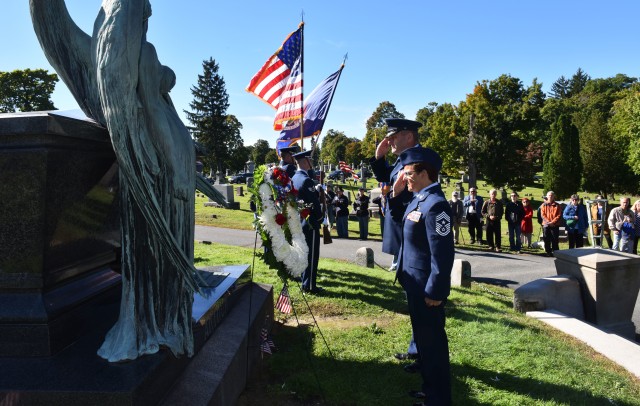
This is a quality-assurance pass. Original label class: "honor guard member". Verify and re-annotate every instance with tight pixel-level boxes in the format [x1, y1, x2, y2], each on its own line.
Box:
[369, 118, 421, 365]
[394, 146, 454, 406]
[279, 144, 301, 178]
[291, 150, 324, 293]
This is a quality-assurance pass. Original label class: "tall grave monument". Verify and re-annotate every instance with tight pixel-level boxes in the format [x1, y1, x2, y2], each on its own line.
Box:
[0, 1, 272, 404]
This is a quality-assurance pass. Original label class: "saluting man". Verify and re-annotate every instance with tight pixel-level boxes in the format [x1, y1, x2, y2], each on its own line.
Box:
[369, 118, 422, 367]
[394, 146, 454, 406]
[279, 144, 301, 178]
[291, 150, 324, 293]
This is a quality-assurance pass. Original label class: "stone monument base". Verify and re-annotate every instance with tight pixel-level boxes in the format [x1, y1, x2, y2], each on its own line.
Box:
[0, 266, 273, 406]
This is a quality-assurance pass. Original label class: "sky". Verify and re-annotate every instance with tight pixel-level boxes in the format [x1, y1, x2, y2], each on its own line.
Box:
[3, 1, 640, 148]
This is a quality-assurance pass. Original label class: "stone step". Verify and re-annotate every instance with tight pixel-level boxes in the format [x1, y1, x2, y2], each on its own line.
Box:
[527, 309, 640, 379]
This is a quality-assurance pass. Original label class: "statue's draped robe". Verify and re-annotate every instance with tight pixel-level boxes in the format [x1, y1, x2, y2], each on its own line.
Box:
[31, 0, 200, 361]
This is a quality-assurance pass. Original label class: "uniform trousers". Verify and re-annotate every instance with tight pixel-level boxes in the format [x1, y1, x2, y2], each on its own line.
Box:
[406, 292, 451, 405]
[302, 226, 320, 290]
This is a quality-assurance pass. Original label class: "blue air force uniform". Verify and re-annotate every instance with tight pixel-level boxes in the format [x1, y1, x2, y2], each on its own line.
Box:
[369, 118, 423, 255]
[370, 155, 415, 254]
[291, 151, 323, 292]
[397, 147, 454, 405]
[279, 145, 300, 178]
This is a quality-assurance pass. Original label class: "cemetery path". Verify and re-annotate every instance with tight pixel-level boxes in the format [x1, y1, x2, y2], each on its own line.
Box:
[194, 225, 640, 339]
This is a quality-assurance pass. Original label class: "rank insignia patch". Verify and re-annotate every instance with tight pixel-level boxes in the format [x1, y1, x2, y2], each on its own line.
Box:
[435, 212, 451, 236]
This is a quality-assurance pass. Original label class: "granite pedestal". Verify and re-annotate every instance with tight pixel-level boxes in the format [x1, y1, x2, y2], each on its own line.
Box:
[0, 111, 120, 357]
[0, 265, 266, 405]
[554, 248, 640, 339]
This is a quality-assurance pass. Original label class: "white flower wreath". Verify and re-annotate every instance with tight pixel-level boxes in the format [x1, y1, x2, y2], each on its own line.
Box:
[256, 172, 309, 277]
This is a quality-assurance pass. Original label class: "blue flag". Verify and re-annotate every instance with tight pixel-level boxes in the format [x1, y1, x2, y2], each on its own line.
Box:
[276, 65, 344, 153]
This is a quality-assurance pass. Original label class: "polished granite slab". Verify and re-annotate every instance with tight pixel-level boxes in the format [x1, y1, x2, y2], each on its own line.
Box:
[0, 265, 251, 405]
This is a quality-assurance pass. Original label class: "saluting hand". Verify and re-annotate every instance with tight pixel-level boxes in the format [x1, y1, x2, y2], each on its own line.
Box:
[392, 170, 407, 197]
[375, 138, 391, 159]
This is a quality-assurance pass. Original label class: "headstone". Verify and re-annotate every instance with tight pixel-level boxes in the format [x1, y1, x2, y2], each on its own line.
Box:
[210, 184, 240, 209]
[236, 186, 244, 196]
[451, 259, 471, 288]
[455, 182, 465, 200]
[513, 275, 585, 319]
[554, 248, 640, 339]
[355, 247, 374, 268]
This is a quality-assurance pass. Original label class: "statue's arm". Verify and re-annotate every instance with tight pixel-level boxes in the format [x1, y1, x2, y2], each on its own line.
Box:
[29, 0, 104, 123]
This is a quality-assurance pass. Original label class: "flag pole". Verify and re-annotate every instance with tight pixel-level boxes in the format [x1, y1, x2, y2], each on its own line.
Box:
[299, 19, 305, 151]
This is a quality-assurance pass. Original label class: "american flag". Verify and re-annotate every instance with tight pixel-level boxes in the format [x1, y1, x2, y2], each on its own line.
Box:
[260, 328, 275, 355]
[273, 57, 303, 130]
[275, 285, 293, 314]
[246, 24, 303, 111]
[338, 161, 360, 180]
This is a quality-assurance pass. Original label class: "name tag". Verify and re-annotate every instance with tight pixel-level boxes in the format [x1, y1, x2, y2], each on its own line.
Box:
[407, 211, 422, 222]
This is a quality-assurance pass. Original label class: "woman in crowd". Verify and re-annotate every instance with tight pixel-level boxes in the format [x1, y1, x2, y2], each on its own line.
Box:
[520, 197, 534, 248]
[563, 194, 589, 249]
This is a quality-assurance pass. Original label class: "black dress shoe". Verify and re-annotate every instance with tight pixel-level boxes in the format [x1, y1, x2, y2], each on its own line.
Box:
[403, 361, 420, 373]
[394, 352, 418, 361]
[408, 390, 426, 399]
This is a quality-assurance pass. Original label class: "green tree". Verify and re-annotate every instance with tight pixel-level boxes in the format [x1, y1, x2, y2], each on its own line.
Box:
[610, 86, 640, 177]
[361, 101, 405, 158]
[320, 129, 350, 164]
[543, 114, 581, 199]
[185, 58, 243, 176]
[572, 74, 639, 196]
[0, 68, 58, 112]
[252, 139, 271, 165]
[344, 139, 364, 167]
[264, 149, 279, 165]
[464, 75, 545, 190]
[568, 68, 590, 97]
[549, 76, 570, 99]
[421, 102, 466, 176]
[228, 144, 251, 173]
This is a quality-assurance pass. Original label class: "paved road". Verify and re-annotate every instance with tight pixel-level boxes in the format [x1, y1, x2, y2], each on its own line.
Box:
[195, 225, 640, 339]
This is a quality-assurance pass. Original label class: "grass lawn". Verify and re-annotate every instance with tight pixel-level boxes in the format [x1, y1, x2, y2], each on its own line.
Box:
[194, 243, 640, 406]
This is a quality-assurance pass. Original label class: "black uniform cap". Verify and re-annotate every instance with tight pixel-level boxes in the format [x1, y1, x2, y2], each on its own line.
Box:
[279, 145, 300, 155]
[292, 150, 312, 161]
[385, 118, 422, 138]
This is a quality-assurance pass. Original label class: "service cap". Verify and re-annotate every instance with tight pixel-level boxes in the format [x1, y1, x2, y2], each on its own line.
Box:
[279, 145, 300, 155]
[292, 150, 312, 161]
[385, 118, 422, 138]
[399, 146, 442, 171]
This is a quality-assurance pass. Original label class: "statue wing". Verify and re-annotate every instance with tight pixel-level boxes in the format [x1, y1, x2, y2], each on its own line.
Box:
[93, 0, 202, 293]
[30, 0, 105, 124]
